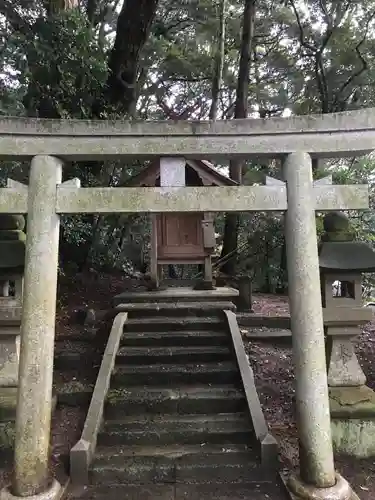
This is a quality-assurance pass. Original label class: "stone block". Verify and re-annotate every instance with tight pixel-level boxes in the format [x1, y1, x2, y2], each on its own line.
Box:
[326, 335, 366, 387]
[330, 385, 375, 457]
[0, 388, 57, 450]
[0, 329, 20, 387]
[0, 387, 17, 450]
[236, 277, 253, 313]
[0, 387, 17, 422]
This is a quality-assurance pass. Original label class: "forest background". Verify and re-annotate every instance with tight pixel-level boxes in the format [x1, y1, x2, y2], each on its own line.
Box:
[1, 0, 375, 292]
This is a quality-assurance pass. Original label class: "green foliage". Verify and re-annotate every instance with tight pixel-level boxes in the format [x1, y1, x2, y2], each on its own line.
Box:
[21, 10, 107, 118]
[1, 0, 375, 285]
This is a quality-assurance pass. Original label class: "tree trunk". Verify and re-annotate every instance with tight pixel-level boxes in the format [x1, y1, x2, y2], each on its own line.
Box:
[220, 0, 256, 276]
[209, 0, 227, 121]
[47, 0, 78, 16]
[102, 0, 159, 115]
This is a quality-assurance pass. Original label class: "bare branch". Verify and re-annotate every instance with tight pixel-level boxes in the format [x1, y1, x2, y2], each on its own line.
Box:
[318, 0, 331, 27]
[335, 10, 375, 101]
[334, 0, 352, 26]
[288, 0, 315, 54]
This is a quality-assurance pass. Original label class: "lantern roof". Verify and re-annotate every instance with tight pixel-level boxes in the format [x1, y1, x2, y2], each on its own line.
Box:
[319, 212, 375, 272]
[319, 240, 375, 273]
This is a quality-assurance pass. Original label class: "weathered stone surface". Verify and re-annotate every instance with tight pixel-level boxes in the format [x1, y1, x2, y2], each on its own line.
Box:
[113, 287, 239, 306]
[175, 482, 285, 500]
[0, 479, 61, 500]
[323, 212, 352, 238]
[120, 330, 230, 348]
[70, 312, 127, 486]
[55, 185, 368, 214]
[330, 385, 375, 457]
[13, 155, 62, 497]
[105, 385, 246, 418]
[0, 420, 15, 451]
[0, 231, 26, 242]
[0, 333, 19, 387]
[116, 300, 236, 317]
[236, 314, 290, 329]
[0, 387, 17, 423]
[90, 446, 272, 485]
[57, 186, 288, 213]
[123, 316, 225, 334]
[0, 391, 57, 445]
[70, 297, 282, 497]
[236, 278, 253, 313]
[97, 413, 251, 447]
[55, 382, 94, 407]
[68, 484, 176, 500]
[225, 311, 278, 468]
[0, 189, 28, 215]
[2, 108, 375, 160]
[283, 152, 336, 488]
[111, 361, 239, 387]
[331, 419, 375, 458]
[286, 473, 352, 500]
[116, 345, 231, 365]
[0, 242, 25, 269]
[319, 241, 375, 272]
[330, 385, 375, 418]
[327, 337, 366, 387]
[0, 215, 25, 231]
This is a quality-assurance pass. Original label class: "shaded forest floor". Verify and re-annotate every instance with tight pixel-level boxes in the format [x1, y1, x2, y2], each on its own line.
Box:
[1, 272, 375, 499]
[248, 294, 375, 499]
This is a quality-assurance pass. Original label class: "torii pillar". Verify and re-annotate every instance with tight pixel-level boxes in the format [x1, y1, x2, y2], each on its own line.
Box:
[283, 152, 354, 499]
[1, 156, 62, 500]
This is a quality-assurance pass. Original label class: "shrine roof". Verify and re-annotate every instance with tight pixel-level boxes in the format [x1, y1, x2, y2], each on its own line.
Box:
[125, 158, 238, 187]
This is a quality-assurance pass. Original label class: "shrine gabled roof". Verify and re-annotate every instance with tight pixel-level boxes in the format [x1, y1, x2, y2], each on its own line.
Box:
[319, 241, 375, 273]
[125, 158, 238, 187]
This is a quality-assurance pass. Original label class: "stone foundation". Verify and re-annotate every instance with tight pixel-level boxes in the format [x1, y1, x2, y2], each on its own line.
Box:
[330, 385, 375, 458]
[0, 328, 20, 387]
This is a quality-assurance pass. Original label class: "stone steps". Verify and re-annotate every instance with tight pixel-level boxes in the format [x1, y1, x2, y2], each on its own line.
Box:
[105, 385, 246, 417]
[54, 339, 100, 372]
[68, 482, 286, 500]
[78, 297, 280, 499]
[98, 413, 252, 446]
[90, 443, 266, 485]
[124, 316, 225, 333]
[113, 288, 239, 306]
[116, 301, 236, 318]
[120, 330, 230, 347]
[116, 346, 231, 365]
[111, 361, 239, 387]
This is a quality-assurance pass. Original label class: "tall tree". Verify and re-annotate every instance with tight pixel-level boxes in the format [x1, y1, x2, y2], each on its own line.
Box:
[209, 0, 227, 120]
[100, 0, 160, 116]
[221, 0, 256, 275]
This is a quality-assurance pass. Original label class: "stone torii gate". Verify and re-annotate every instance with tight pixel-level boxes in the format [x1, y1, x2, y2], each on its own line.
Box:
[0, 110, 372, 500]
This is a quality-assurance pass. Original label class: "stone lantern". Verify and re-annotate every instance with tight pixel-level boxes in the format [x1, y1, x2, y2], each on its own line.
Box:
[0, 214, 25, 448]
[319, 211, 375, 457]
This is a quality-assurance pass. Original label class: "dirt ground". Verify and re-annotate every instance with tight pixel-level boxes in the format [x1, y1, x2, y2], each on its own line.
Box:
[248, 293, 375, 499]
[1, 274, 375, 498]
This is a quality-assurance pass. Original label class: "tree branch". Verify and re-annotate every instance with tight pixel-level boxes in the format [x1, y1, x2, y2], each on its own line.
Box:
[318, 0, 331, 27]
[288, 0, 315, 54]
[334, 10, 375, 104]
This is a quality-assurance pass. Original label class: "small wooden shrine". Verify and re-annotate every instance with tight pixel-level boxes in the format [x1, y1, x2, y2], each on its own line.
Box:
[126, 157, 237, 289]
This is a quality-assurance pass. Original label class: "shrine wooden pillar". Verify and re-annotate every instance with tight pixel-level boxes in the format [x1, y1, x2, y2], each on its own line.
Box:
[150, 157, 186, 289]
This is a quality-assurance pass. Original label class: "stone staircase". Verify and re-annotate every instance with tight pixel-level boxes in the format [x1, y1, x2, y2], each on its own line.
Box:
[71, 301, 285, 500]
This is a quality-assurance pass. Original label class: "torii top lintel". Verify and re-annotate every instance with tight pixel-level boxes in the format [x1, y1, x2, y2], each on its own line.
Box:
[0, 108, 375, 160]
